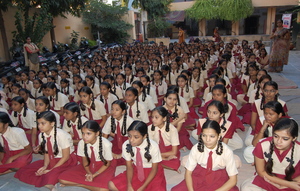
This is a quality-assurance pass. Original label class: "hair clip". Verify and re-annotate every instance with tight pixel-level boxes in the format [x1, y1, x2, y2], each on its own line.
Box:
[286, 157, 294, 165]
[264, 152, 273, 161]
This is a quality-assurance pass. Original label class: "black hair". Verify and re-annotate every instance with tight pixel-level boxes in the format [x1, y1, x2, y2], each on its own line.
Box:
[151, 70, 163, 86]
[60, 78, 70, 95]
[163, 91, 180, 120]
[126, 121, 152, 162]
[18, 88, 34, 99]
[12, 96, 28, 120]
[207, 100, 227, 133]
[46, 82, 59, 102]
[79, 86, 96, 111]
[177, 74, 189, 94]
[265, 118, 298, 181]
[132, 81, 147, 102]
[211, 84, 228, 113]
[151, 106, 170, 132]
[82, 121, 107, 166]
[85, 75, 95, 89]
[197, 120, 223, 155]
[116, 73, 127, 90]
[64, 102, 83, 130]
[38, 111, 59, 156]
[255, 74, 272, 100]
[140, 75, 151, 95]
[260, 81, 279, 110]
[110, 100, 128, 136]
[125, 87, 140, 118]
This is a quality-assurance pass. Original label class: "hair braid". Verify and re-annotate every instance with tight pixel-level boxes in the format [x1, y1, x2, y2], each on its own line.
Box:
[111, 117, 116, 133]
[285, 142, 295, 181]
[53, 124, 59, 156]
[84, 143, 90, 166]
[144, 136, 152, 162]
[260, 96, 265, 110]
[220, 116, 227, 133]
[98, 135, 108, 165]
[39, 132, 46, 155]
[265, 140, 275, 176]
[166, 114, 170, 132]
[197, 133, 204, 152]
[216, 138, 223, 155]
[126, 143, 134, 157]
[136, 99, 140, 118]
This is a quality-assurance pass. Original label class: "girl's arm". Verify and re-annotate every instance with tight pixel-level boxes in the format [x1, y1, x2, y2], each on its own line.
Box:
[138, 163, 159, 191]
[252, 121, 269, 146]
[188, 98, 194, 108]
[73, 139, 80, 146]
[255, 156, 300, 190]
[93, 160, 111, 178]
[222, 138, 229, 145]
[161, 146, 178, 159]
[31, 128, 37, 147]
[215, 175, 237, 191]
[57, 107, 64, 116]
[82, 156, 92, 175]
[36, 153, 50, 175]
[5, 144, 32, 164]
[126, 160, 134, 191]
[242, 84, 247, 94]
[185, 169, 194, 191]
[100, 115, 107, 128]
[49, 147, 70, 171]
[250, 111, 258, 130]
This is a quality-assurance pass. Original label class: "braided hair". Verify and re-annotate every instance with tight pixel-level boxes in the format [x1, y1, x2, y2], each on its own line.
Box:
[212, 84, 229, 113]
[132, 81, 147, 102]
[177, 74, 190, 94]
[64, 102, 83, 130]
[140, 75, 151, 95]
[151, 106, 171, 132]
[82, 121, 107, 166]
[38, 111, 59, 156]
[163, 91, 180, 120]
[207, 100, 227, 133]
[60, 79, 70, 95]
[46, 82, 59, 102]
[192, 67, 201, 83]
[181, 70, 192, 89]
[111, 100, 128, 136]
[265, 118, 298, 180]
[85, 75, 96, 89]
[12, 96, 28, 120]
[260, 81, 279, 110]
[126, 87, 140, 118]
[152, 70, 163, 86]
[79, 86, 96, 111]
[126, 121, 152, 162]
[255, 74, 272, 100]
[197, 120, 223, 155]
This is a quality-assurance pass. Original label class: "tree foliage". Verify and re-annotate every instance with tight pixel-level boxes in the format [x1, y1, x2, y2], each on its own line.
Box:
[186, 0, 254, 21]
[82, 0, 133, 44]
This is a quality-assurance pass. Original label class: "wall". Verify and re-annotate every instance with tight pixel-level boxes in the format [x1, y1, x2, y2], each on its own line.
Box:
[0, 7, 92, 62]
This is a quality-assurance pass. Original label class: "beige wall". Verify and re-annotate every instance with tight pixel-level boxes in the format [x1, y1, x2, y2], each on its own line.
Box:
[0, 7, 92, 62]
[122, 10, 136, 43]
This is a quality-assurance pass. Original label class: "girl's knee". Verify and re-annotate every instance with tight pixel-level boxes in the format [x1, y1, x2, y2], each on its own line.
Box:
[108, 181, 118, 191]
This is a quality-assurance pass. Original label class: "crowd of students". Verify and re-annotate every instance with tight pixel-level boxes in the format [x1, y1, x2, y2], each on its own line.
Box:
[0, 39, 299, 191]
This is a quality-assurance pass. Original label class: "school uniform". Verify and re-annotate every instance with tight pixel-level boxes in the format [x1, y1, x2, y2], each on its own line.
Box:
[0, 127, 32, 173]
[171, 143, 239, 191]
[151, 81, 167, 105]
[58, 137, 117, 189]
[171, 70, 181, 80]
[31, 88, 43, 98]
[15, 128, 76, 187]
[26, 98, 35, 111]
[0, 98, 9, 110]
[125, 74, 138, 84]
[89, 84, 100, 97]
[180, 86, 199, 126]
[20, 80, 33, 91]
[49, 92, 69, 112]
[112, 85, 124, 100]
[138, 94, 155, 112]
[164, 73, 176, 85]
[81, 99, 107, 125]
[62, 116, 88, 140]
[111, 139, 166, 191]
[127, 102, 149, 123]
[148, 123, 180, 171]
[61, 86, 75, 99]
[147, 86, 158, 104]
[241, 137, 300, 191]
[96, 93, 118, 114]
[10, 108, 36, 143]
[117, 83, 131, 98]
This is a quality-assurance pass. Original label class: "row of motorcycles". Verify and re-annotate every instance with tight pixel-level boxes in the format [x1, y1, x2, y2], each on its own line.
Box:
[0, 40, 108, 77]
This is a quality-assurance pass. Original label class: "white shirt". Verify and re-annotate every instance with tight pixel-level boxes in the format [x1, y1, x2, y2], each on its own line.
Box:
[26, 98, 36, 111]
[185, 143, 238, 177]
[31, 88, 43, 98]
[122, 138, 162, 168]
[20, 80, 33, 91]
[77, 137, 113, 161]
[148, 123, 179, 147]
[102, 115, 134, 136]
[49, 92, 69, 111]
[82, 99, 107, 120]
[10, 108, 36, 130]
[138, 94, 155, 111]
[62, 116, 88, 139]
[39, 128, 74, 158]
[96, 93, 118, 113]
[61, 86, 75, 97]
[126, 102, 149, 123]
[150, 81, 167, 96]
[89, 84, 100, 97]
[0, 127, 29, 151]
[179, 86, 195, 102]
[147, 87, 158, 104]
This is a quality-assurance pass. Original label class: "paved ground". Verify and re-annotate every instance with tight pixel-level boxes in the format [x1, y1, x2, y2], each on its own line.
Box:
[1, 49, 299, 191]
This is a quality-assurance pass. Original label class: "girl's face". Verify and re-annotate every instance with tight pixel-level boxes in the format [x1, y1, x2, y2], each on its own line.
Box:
[81, 127, 99, 144]
[57, 65, 62, 71]
[124, 68, 132, 76]
[152, 60, 158, 67]
[72, 67, 79, 74]
[264, 108, 282, 125]
[100, 85, 109, 96]
[113, 68, 120, 75]
[125, 90, 137, 105]
[151, 110, 165, 128]
[263, 85, 278, 100]
[209, 78, 216, 87]
[273, 129, 296, 152]
[35, 99, 48, 113]
[60, 82, 67, 88]
[140, 77, 149, 86]
[29, 71, 36, 79]
[60, 72, 68, 79]
[132, 84, 142, 95]
[87, 69, 94, 76]
[47, 77, 54, 83]
[37, 118, 55, 135]
[137, 71, 144, 78]
[248, 67, 258, 76]
[220, 61, 227, 69]
[201, 128, 220, 149]
[142, 62, 149, 69]
[21, 73, 28, 81]
[1, 77, 8, 85]
[128, 130, 146, 147]
[207, 105, 223, 122]
[177, 77, 186, 88]
[11, 101, 24, 112]
[85, 78, 93, 87]
[171, 62, 178, 69]
[0, 122, 8, 134]
[19, 90, 29, 101]
[15, 75, 21, 81]
[46, 88, 56, 96]
[79, 92, 93, 105]
[100, 69, 107, 78]
[164, 93, 177, 108]
[12, 86, 20, 94]
[111, 104, 125, 120]
[249, 55, 256, 62]
[259, 79, 270, 89]
[33, 80, 41, 89]
[63, 110, 77, 121]
[116, 75, 125, 85]
[192, 69, 200, 78]
[212, 89, 226, 102]
[257, 71, 267, 80]
[73, 77, 81, 84]
[153, 72, 161, 81]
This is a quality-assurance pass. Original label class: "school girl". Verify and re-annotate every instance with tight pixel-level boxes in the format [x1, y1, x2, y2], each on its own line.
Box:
[116, 73, 131, 97]
[191, 67, 204, 97]
[148, 106, 180, 172]
[97, 82, 118, 115]
[132, 81, 156, 112]
[0, 112, 32, 175]
[31, 79, 44, 98]
[19, 88, 35, 111]
[124, 64, 138, 84]
[15, 111, 77, 190]
[104, 75, 124, 100]
[60, 79, 75, 102]
[20, 72, 33, 91]
[59, 121, 117, 190]
[79, 86, 107, 128]
[11, 83, 22, 100]
[140, 75, 158, 105]
[10, 96, 37, 146]
[102, 100, 134, 165]
[63, 102, 88, 147]
[192, 100, 243, 151]
[171, 120, 239, 191]
[161, 65, 176, 86]
[37, 71, 48, 84]
[243, 101, 287, 164]
[108, 121, 166, 191]
[150, 70, 167, 105]
[170, 60, 181, 80]
[125, 87, 149, 124]
[241, 118, 300, 191]
[85, 75, 100, 98]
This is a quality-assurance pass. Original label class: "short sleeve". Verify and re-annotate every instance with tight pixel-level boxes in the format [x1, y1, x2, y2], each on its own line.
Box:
[251, 103, 258, 113]
[170, 126, 180, 146]
[185, 145, 198, 171]
[102, 116, 112, 135]
[102, 137, 113, 161]
[150, 141, 162, 163]
[253, 140, 264, 159]
[58, 131, 72, 150]
[224, 146, 238, 176]
[77, 140, 85, 157]
[15, 129, 30, 147]
[122, 140, 132, 161]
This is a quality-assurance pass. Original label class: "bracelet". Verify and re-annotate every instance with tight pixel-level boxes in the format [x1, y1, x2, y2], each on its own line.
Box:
[95, 171, 100, 175]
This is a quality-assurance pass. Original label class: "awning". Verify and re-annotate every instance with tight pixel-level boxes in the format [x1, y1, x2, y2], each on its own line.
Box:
[165, 11, 185, 22]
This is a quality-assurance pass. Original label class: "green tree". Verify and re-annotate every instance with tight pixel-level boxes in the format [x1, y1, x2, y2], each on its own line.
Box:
[82, 0, 133, 44]
[186, 0, 253, 21]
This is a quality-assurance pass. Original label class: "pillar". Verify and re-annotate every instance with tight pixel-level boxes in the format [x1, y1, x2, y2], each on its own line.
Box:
[231, 21, 239, 36]
[198, 19, 206, 36]
[266, 7, 276, 35]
